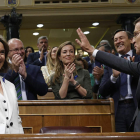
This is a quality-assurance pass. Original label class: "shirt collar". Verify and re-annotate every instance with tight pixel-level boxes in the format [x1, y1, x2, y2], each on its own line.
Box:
[119, 50, 132, 57]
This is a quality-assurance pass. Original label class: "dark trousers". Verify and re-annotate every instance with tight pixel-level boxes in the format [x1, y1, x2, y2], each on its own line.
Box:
[115, 100, 135, 132]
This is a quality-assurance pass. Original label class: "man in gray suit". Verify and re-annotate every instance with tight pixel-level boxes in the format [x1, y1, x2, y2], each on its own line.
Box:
[75, 17, 140, 132]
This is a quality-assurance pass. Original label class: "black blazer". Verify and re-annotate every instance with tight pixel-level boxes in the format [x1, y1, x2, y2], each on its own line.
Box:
[27, 52, 45, 67]
[95, 50, 140, 132]
[2, 64, 48, 100]
[99, 51, 140, 116]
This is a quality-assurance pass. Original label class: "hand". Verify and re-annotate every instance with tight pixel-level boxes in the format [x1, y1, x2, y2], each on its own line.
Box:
[40, 47, 45, 61]
[47, 46, 51, 54]
[130, 56, 135, 62]
[124, 56, 135, 62]
[64, 63, 75, 79]
[112, 69, 120, 78]
[69, 73, 77, 85]
[12, 54, 23, 73]
[90, 55, 94, 63]
[75, 28, 95, 56]
[18, 61, 27, 79]
[93, 65, 104, 80]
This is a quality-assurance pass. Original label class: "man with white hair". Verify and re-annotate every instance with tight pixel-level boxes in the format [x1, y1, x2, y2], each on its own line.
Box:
[2, 38, 48, 100]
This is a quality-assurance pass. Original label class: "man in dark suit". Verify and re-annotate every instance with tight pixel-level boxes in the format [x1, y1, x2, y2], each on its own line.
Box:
[75, 19, 140, 132]
[92, 44, 112, 94]
[3, 38, 48, 100]
[98, 30, 140, 132]
[27, 36, 48, 67]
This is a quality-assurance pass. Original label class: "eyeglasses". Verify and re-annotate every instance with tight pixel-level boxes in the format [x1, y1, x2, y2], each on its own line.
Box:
[9, 48, 24, 53]
[133, 30, 140, 38]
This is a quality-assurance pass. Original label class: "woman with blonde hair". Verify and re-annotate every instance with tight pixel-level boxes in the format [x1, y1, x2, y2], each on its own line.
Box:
[41, 46, 58, 86]
[51, 41, 92, 99]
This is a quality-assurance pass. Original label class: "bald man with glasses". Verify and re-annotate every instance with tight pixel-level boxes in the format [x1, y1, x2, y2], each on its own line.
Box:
[1, 38, 48, 100]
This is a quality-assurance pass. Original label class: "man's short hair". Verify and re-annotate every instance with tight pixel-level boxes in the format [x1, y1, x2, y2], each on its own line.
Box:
[100, 40, 111, 47]
[37, 36, 48, 44]
[133, 17, 140, 25]
[98, 44, 112, 52]
[112, 29, 133, 40]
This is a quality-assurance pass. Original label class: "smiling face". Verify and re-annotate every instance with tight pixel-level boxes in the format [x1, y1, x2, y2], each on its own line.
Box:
[59, 45, 75, 65]
[8, 39, 25, 60]
[114, 31, 132, 55]
[133, 22, 140, 55]
[51, 47, 58, 60]
[0, 42, 5, 69]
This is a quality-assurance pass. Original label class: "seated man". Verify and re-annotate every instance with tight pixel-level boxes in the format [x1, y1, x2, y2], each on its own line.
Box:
[2, 38, 48, 100]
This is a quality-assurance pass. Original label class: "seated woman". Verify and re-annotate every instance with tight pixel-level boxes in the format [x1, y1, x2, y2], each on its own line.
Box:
[76, 56, 94, 87]
[24, 46, 34, 64]
[41, 46, 58, 86]
[51, 41, 92, 99]
[0, 38, 24, 134]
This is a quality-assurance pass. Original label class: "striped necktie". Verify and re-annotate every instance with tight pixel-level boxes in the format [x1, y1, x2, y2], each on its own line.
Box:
[14, 75, 22, 100]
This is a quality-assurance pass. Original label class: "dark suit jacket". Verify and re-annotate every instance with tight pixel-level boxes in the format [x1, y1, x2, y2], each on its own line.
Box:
[95, 50, 140, 132]
[83, 56, 94, 73]
[99, 51, 140, 115]
[2, 64, 48, 100]
[27, 52, 45, 67]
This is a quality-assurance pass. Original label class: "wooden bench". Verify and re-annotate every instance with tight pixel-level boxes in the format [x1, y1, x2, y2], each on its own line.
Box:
[18, 98, 115, 133]
[1, 132, 140, 140]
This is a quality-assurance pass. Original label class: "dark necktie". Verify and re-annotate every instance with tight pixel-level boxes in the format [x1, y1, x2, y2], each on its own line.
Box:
[120, 54, 129, 97]
[14, 75, 22, 100]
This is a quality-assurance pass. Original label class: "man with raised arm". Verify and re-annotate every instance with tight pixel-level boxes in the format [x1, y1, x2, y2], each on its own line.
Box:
[75, 17, 140, 132]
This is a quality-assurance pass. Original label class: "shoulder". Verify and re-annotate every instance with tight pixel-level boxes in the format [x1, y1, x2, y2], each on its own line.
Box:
[4, 78, 15, 87]
[41, 66, 48, 71]
[26, 64, 41, 73]
[28, 52, 39, 57]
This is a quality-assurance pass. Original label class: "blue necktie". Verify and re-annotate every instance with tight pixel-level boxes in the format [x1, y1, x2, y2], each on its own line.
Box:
[120, 54, 129, 97]
[14, 75, 22, 100]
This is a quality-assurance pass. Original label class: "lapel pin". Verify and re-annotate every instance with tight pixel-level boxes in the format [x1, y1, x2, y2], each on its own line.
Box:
[2, 77, 5, 83]
[74, 75, 78, 80]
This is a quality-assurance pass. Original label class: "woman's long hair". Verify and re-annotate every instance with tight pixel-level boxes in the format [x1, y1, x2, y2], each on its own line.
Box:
[52, 41, 76, 84]
[0, 38, 10, 73]
[46, 46, 58, 74]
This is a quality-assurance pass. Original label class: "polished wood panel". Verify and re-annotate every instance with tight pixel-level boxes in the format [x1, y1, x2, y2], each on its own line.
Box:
[19, 98, 115, 133]
[37, 92, 55, 100]
[1, 132, 140, 140]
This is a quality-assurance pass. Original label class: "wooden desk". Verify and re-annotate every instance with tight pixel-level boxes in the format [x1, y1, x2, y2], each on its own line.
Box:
[0, 132, 140, 140]
[37, 92, 55, 100]
[19, 98, 115, 133]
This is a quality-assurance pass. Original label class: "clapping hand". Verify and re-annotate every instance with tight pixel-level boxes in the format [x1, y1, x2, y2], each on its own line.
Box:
[64, 63, 75, 80]
[93, 65, 104, 81]
[18, 61, 27, 79]
[12, 54, 23, 73]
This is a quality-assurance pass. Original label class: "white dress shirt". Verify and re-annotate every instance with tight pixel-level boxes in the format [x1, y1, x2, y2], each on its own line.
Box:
[92, 49, 133, 100]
